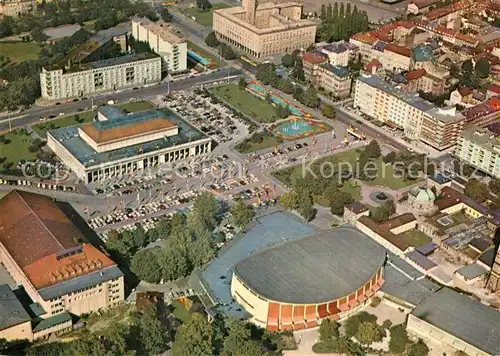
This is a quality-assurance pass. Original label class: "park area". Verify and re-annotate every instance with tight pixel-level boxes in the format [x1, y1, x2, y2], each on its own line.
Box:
[211, 84, 279, 123]
[182, 3, 231, 26]
[0, 129, 38, 168]
[33, 101, 154, 138]
[0, 41, 41, 62]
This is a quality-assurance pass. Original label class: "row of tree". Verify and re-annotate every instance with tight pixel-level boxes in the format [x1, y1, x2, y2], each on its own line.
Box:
[107, 192, 254, 284]
[317, 2, 370, 42]
[25, 305, 169, 356]
[205, 31, 237, 60]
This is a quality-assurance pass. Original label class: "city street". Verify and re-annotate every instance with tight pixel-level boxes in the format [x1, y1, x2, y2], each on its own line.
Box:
[0, 68, 242, 133]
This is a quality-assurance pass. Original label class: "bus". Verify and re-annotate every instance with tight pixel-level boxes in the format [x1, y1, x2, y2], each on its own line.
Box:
[240, 55, 257, 67]
[347, 125, 366, 140]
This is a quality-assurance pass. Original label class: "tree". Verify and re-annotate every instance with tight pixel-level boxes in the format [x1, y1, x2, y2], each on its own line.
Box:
[281, 53, 294, 67]
[475, 58, 490, 78]
[344, 311, 377, 338]
[461, 59, 474, 74]
[355, 321, 383, 345]
[238, 77, 246, 90]
[383, 151, 397, 164]
[130, 249, 162, 283]
[389, 324, 409, 354]
[300, 86, 319, 108]
[220, 43, 236, 60]
[292, 59, 305, 82]
[106, 230, 135, 258]
[322, 104, 336, 119]
[277, 78, 294, 94]
[489, 178, 500, 195]
[371, 205, 390, 222]
[328, 191, 354, 216]
[30, 27, 48, 42]
[298, 191, 316, 221]
[191, 192, 219, 231]
[318, 319, 339, 342]
[172, 313, 214, 356]
[137, 306, 169, 355]
[230, 199, 254, 229]
[205, 31, 220, 48]
[464, 178, 489, 202]
[407, 340, 429, 356]
[160, 7, 173, 22]
[222, 319, 264, 356]
[196, 0, 212, 10]
[279, 191, 299, 210]
[365, 140, 381, 159]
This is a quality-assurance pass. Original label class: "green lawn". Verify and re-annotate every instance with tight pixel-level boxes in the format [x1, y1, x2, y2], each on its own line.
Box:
[186, 40, 222, 67]
[0, 41, 41, 62]
[273, 147, 422, 190]
[399, 229, 432, 248]
[0, 130, 37, 166]
[183, 3, 231, 26]
[33, 101, 155, 138]
[212, 84, 279, 123]
[235, 132, 280, 154]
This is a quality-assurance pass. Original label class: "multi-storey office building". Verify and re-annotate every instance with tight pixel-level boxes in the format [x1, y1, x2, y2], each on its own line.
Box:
[132, 17, 188, 74]
[354, 75, 465, 150]
[213, 0, 316, 58]
[48, 105, 212, 183]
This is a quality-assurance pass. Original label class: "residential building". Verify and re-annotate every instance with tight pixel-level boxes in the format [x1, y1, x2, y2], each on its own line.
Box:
[364, 59, 385, 78]
[486, 83, 500, 99]
[317, 64, 351, 98]
[40, 53, 162, 100]
[407, 0, 441, 14]
[47, 105, 212, 183]
[0, 190, 125, 318]
[463, 95, 500, 127]
[0, 0, 36, 17]
[318, 41, 358, 67]
[350, 36, 412, 71]
[302, 51, 328, 85]
[132, 18, 188, 73]
[350, 32, 378, 61]
[397, 69, 446, 94]
[454, 124, 500, 178]
[213, 0, 316, 59]
[354, 75, 466, 150]
[447, 87, 474, 106]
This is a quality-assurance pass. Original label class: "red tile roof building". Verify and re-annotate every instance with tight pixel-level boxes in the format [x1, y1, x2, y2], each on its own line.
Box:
[0, 190, 124, 317]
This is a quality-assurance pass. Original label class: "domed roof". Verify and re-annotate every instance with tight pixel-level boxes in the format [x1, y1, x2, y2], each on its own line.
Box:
[409, 187, 435, 203]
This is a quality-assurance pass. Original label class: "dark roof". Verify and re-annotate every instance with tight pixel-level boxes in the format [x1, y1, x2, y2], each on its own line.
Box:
[428, 173, 452, 184]
[406, 250, 437, 271]
[33, 312, 72, 332]
[38, 265, 123, 300]
[411, 288, 500, 355]
[478, 247, 496, 267]
[0, 190, 83, 269]
[233, 226, 386, 304]
[0, 284, 31, 331]
[455, 263, 488, 280]
[346, 202, 368, 214]
[468, 238, 491, 252]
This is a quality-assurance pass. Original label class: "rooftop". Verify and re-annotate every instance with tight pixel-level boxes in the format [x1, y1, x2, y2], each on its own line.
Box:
[411, 287, 500, 355]
[132, 17, 185, 44]
[302, 51, 328, 65]
[357, 75, 465, 123]
[320, 63, 350, 78]
[0, 284, 31, 331]
[234, 225, 386, 304]
[460, 126, 500, 152]
[81, 107, 178, 145]
[32, 312, 72, 333]
[48, 108, 209, 168]
[412, 44, 436, 63]
[358, 215, 413, 252]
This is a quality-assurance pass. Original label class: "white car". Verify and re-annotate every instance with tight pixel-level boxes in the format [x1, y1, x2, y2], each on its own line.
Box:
[58, 112, 65, 116]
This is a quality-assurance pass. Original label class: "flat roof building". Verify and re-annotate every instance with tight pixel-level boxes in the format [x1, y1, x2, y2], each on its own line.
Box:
[213, 0, 317, 59]
[231, 226, 386, 331]
[47, 106, 212, 183]
[455, 124, 500, 179]
[354, 75, 466, 150]
[132, 17, 188, 74]
[0, 190, 124, 321]
[408, 287, 500, 356]
[0, 284, 32, 342]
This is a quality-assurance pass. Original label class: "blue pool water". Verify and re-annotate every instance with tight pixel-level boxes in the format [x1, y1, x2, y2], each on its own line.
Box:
[275, 119, 315, 137]
[188, 50, 210, 65]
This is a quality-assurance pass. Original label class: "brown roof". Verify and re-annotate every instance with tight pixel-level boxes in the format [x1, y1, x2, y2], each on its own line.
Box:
[0, 191, 83, 269]
[406, 69, 427, 81]
[23, 243, 115, 289]
[81, 118, 177, 144]
[358, 216, 411, 251]
[458, 87, 473, 96]
[386, 43, 412, 58]
[351, 32, 378, 45]
[365, 59, 383, 72]
[380, 213, 417, 230]
[346, 202, 368, 214]
[302, 52, 327, 65]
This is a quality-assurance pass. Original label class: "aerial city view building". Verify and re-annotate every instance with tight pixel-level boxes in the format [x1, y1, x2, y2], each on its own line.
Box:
[0, 0, 500, 354]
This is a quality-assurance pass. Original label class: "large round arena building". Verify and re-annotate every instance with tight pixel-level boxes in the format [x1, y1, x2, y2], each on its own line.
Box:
[231, 225, 387, 331]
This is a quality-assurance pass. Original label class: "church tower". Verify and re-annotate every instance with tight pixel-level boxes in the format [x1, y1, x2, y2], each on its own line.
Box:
[243, 0, 257, 25]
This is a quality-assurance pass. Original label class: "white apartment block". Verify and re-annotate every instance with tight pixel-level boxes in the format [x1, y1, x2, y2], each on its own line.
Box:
[455, 126, 500, 179]
[132, 18, 187, 74]
[318, 41, 359, 67]
[0, 0, 35, 17]
[40, 53, 162, 100]
[354, 75, 465, 150]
